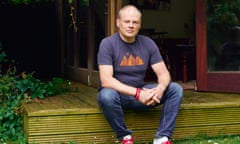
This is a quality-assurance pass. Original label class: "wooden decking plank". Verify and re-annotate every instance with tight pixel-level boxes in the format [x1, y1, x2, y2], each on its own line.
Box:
[25, 106, 240, 135]
[176, 107, 240, 126]
[26, 122, 240, 144]
[24, 98, 240, 116]
[69, 92, 98, 108]
[23, 83, 240, 143]
[57, 93, 90, 107]
[27, 114, 111, 135]
[173, 123, 240, 139]
[24, 83, 240, 114]
[28, 132, 118, 144]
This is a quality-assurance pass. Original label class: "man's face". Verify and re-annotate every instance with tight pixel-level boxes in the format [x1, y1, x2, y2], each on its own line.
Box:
[117, 8, 141, 42]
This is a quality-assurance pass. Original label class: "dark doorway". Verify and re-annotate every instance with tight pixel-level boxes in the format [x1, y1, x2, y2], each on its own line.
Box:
[0, 2, 60, 80]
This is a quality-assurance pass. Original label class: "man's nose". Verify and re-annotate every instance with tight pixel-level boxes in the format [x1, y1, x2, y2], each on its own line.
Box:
[128, 22, 134, 27]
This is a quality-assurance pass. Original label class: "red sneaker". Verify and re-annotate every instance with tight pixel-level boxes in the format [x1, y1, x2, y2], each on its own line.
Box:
[161, 140, 172, 144]
[121, 135, 134, 144]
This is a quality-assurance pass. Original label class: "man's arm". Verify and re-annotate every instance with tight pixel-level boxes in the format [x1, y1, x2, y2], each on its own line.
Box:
[152, 61, 171, 91]
[149, 61, 171, 104]
[99, 65, 137, 96]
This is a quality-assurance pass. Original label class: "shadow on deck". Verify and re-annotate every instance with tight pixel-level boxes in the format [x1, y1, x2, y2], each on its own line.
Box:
[23, 82, 240, 144]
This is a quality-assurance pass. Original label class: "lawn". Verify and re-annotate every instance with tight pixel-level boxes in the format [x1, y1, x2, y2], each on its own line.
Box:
[173, 135, 240, 144]
[5, 134, 240, 144]
[132, 135, 240, 144]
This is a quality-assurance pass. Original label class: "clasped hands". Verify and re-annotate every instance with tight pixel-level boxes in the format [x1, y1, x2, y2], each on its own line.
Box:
[138, 87, 164, 106]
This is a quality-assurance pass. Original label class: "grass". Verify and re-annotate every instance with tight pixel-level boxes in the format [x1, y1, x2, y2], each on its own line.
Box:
[132, 134, 240, 144]
[172, 135, 240, 144]
[5, 134, 240, 143]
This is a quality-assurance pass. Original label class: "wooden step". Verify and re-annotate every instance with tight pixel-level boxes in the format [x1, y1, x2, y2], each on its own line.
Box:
[23, 83, 240, 143]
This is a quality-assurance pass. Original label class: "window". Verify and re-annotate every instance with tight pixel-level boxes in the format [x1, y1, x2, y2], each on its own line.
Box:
[196, 0, 240, 93]
[207, 1, 240, 71]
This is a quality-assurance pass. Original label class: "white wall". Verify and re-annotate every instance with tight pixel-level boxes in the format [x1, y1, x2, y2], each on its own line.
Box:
[122, 0, 195, 38]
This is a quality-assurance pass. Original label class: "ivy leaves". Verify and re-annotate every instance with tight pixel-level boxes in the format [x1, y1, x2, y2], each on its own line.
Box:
[0, 49, 70, 142]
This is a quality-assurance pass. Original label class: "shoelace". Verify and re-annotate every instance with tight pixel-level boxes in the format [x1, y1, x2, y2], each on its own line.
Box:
[121, 137, 134, 144]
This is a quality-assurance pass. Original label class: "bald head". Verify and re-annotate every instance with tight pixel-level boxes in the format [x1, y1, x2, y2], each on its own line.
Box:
[117, 5, 142, 19]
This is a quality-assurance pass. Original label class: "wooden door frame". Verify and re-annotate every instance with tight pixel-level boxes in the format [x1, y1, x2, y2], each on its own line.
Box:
[196, 0, 240, 93]
[56, 0, 120, 87]
[196, 0, 207, 91]
[86, 0, 122, 87]
[56, 0, 65, 78]
[107, 0, 121, 35]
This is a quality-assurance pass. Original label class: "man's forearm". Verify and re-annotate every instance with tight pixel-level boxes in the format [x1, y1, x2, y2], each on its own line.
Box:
[101, 77, 137, 97]
[157, 72, 171, 92]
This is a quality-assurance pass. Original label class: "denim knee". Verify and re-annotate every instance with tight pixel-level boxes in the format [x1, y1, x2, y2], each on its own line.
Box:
[98, 88, 119, 108]
[168, 82, 183, 101]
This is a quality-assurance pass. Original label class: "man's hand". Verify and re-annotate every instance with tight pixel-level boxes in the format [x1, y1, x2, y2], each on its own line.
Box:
[151, 84, 166, 104]
[137, 88, 154, 105]
[137, 85, 166, 106]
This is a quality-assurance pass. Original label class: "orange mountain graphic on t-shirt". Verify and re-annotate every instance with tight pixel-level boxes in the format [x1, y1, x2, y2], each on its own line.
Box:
[120, 54, 144, 66]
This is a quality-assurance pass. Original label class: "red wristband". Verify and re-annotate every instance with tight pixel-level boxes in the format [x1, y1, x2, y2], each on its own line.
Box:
[135, 88, 141, 100]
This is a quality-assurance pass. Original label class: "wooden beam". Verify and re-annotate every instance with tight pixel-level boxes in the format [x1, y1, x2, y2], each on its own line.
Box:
[55, 0, 65, 77]
[196, 0, 207, 91]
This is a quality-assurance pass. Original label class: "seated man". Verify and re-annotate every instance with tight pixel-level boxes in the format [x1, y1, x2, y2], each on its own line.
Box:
[97, 5, 183, 144]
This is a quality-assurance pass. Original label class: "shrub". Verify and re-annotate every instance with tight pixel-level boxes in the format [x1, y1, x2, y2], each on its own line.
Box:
[0, 46, 70, 143]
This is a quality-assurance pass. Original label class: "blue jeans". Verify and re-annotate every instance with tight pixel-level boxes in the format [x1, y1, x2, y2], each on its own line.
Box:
[97, 82, 183, 140]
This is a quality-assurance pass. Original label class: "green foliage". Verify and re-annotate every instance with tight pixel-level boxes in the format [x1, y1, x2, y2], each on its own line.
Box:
[14, 74, 70, 99]
[6, 0, 88, 5]
[173, 134, 240, 144]
[7, 0, 54, 5]
[207, 0, 240, 68]
[0, 51, 6, 64]
[0, 42, 7, 65]
[207, 0, 240, 45]
[0, 49, 70, 143]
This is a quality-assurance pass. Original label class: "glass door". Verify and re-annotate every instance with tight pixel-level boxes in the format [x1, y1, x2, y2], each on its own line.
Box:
[64, 0, 107, 87]
[196, 0, 240, 93]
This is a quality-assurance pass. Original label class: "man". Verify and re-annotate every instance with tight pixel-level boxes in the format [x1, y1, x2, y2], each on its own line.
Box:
[97, 5, 183, 144]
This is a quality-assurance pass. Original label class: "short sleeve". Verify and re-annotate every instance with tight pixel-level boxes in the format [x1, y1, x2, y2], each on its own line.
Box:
[148, 39, 163, 65]
[97, 38, 114, 65]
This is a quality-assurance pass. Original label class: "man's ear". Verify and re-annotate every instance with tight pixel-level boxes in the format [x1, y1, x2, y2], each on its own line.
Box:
[116, 19, 120, 28]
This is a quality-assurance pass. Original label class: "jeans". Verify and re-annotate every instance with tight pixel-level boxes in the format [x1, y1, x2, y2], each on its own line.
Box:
[97, 82, 183, 140]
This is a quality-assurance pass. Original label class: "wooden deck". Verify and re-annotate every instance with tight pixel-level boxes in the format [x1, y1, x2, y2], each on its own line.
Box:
[23, 82, 240, 144]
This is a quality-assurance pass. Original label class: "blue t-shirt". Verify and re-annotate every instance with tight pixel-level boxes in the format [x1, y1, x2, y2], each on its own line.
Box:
[98, 32, 163, 88]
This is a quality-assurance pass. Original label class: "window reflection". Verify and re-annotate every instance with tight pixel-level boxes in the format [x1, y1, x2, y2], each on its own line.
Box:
[215, 26, 240, 71]
[207, 1, 240, 71]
